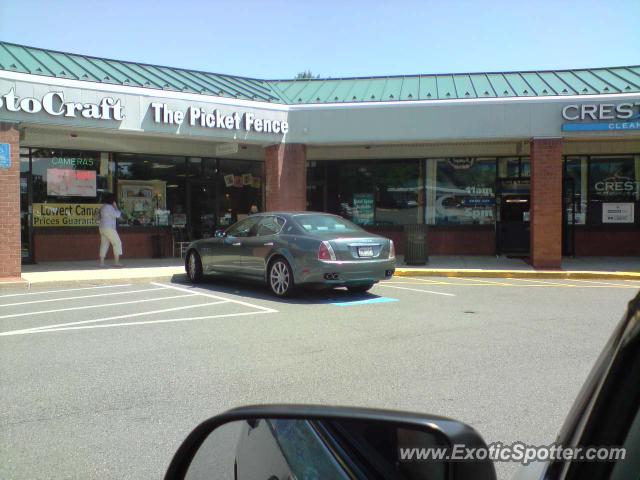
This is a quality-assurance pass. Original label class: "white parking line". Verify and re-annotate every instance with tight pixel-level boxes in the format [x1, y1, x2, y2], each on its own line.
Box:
[507, 278, 576, 286]
[452, 277, 517, 286]
[0, 310, 272, 336]
[152, 282, 278, 313]
[0, 293, 195, 319]
[0, 286, 166, 307]
[1, 300, 230, 336]
[398, 276, 453, 285]
[0, 284, 132, 298]
[568, 278, 640, 287]
[377, 284, 456, 297]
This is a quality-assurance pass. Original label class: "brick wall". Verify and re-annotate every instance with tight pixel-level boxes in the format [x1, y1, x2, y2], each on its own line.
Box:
[530, 138, 563, 269]
[0, 123, 21, 278]
[365, 227, 495, 255]
[574, 228, 640, 256]
[265, 144, 307, 211]
[34, 229, 173, 262]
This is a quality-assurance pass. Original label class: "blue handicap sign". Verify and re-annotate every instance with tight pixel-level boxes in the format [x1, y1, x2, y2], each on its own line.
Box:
[0, 144, 10, 169]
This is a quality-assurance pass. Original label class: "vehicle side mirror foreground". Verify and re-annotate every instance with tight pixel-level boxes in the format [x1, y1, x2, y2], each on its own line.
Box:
[214, 229, 226, 238]
[165, 405, 497, 480]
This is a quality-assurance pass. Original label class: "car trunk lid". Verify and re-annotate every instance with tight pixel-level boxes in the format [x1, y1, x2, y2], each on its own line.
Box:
[323, 235, 389, 261]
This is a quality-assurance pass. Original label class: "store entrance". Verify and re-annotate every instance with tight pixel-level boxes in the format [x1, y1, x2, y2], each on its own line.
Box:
[496, 178, 531, 255]
[187, 179, 218, 239]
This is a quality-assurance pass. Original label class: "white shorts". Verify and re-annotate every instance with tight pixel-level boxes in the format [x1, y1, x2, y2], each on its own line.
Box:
[99, 228, 123, 258]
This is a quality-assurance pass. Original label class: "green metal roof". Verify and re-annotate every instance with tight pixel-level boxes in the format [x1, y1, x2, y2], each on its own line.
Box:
[1, 41, 639, 105]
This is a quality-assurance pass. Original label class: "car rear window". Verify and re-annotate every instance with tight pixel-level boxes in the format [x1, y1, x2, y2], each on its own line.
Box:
[295, 214, 363, 233]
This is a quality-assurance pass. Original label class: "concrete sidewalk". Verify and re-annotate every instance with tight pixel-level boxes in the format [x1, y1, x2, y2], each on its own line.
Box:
[0, 255, 638, 289]
[395, 255, 640, 280]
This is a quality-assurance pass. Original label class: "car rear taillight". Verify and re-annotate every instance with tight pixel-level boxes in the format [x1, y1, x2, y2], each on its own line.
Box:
[318, 241, 336, 261]
[389, 240, 396, 259]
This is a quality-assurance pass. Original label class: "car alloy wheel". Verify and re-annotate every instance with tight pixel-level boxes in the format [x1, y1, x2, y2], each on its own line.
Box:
[187, 251, 203, 283]
[269, 259, 293, 297]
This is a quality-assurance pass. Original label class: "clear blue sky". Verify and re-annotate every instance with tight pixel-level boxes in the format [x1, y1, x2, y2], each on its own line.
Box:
[1, 0, 638, 79]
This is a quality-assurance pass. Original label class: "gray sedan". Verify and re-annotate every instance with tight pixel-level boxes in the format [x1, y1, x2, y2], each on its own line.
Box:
[184, 212, 396, 297]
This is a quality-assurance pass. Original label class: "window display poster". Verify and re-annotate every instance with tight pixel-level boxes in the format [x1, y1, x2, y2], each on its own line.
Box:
[602, 203, 634, 223]
[223, 174, 235, 187]
[172, 213, 187, 227]
[353, 193, 375, 225]
[435, 159, 496, 225]
[47, 168, 96, 197]
[118, 180, 166, 226]
[33, 203, 100, 227]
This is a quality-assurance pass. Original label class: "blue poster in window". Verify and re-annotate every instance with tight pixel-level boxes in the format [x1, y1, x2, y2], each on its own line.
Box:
[0, 144, 10, 169]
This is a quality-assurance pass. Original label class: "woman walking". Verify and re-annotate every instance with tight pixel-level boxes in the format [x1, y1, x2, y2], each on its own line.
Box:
[98, 193, 124, 267]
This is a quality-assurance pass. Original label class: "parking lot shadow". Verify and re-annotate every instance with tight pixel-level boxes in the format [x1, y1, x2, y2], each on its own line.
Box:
[168, 274, 387, 305]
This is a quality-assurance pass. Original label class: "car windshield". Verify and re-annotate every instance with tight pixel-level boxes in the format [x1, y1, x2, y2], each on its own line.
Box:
[295, 214, 364, 233]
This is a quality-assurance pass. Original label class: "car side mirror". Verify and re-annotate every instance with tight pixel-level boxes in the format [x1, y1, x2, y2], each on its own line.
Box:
[165, 404, 497, 480]
[214, 229, 226, 238]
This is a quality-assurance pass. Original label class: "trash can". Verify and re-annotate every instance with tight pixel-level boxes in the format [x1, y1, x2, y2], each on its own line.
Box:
[404, 224, 428, 265]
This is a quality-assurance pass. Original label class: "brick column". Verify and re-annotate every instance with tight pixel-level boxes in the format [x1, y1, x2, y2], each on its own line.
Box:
[0, 123, 21, 278]
[264, 143, 307, 211]
[530, 138, 563, 269]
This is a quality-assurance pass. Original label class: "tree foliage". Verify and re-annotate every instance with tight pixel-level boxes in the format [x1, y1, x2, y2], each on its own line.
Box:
[295, 70, 320, 80]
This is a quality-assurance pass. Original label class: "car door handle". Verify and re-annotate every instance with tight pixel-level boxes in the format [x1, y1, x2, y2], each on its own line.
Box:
[232, 242, 242, 246]
[263, 242, 274, 246]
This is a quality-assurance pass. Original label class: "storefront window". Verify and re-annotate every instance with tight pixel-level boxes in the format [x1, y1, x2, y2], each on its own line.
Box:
[320, 160, 421, 227]
[28, 149, 114, 229]
[218, 159, 263, 227]
[587, 155, 638, 226]
[428, 158, 496, 225]
[115, 154, 186, 227]
[31, 149, 110, 203]
[498, 157, 530, 178]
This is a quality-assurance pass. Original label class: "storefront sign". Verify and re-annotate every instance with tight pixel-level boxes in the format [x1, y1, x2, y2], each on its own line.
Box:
[353, 193, 375, 225]
[602, 203, 634, 223]
[0, 143, 10, 169]
[594, 176, 639, 196]
[447, 158, 474, 169]
[33, 203, 101, 227]
[215, 143, 239, 156]
[561, 102, 640, 132]
[51, 156, 95, 168]
[149, 103, 289, 134]
[0, 88, 124, 120]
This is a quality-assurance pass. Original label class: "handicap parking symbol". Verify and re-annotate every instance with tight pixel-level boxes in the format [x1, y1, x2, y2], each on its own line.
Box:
[0, 144, 10, 169]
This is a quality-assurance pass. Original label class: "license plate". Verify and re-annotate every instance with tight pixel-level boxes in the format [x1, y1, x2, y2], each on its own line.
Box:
[358, 246, 374, 257]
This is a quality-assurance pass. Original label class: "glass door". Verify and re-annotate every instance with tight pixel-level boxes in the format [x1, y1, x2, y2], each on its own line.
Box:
[188, 179, 218, 239]
[496, 177, 531, 255]
[187, 158, 218, 240]
[563, 177, 576, 257]
[19, 149, 33, 263]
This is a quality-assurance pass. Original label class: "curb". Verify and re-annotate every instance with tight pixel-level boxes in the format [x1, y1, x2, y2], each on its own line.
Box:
[2, 269, 639, 291]
[394, 269, 640, 280]
[0, 273, 186, 291]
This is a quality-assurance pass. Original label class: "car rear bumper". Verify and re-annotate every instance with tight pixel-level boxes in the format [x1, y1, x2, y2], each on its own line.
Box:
[298, 258, 396, 286]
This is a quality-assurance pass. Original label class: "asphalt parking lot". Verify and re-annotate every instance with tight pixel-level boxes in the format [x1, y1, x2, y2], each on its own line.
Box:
[1, 276, 639, 479]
